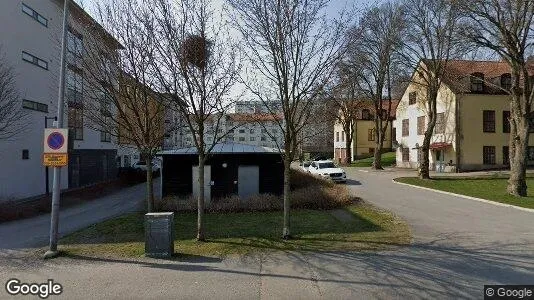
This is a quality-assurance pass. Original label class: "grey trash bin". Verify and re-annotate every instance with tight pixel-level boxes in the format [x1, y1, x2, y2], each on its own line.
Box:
[145, 212, 174, 258]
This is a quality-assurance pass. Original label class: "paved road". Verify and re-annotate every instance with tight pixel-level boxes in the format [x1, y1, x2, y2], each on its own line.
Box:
[1, 169, 533, 299]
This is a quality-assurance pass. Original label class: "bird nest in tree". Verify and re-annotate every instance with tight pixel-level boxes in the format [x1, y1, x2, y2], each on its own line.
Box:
[180, 35, 211, 69]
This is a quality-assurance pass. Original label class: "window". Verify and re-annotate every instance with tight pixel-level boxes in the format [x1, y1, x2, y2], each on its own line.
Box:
[402, 119, 409, 136]
[250, 129, 255, 134]
[503, 146, 509, 165]
[261, 136, 266, 141]
[392, 127, 396, 142]
[22, 3, 47, 27]
[417, 116, 425, 135]
[239, 129, 245, 134]
[529, 147, 534, 161]
[335, 132, 339, 142]
[409, 92, 416, 105]
[100, 117, 111, 142]
[368, 128, 375, 141]
[67, 30, 83, 68]
[362, 109, 371, 120]
[483, 110, 495, 132]
[22, 51, 48, 70]
[402, 148, 410, 162]
[341, 131, 345, 142]
[261, 128, 267, 133]
[435, 113, 445, 134]
[471, 72, 485, 92]
[529, 118, 534, 133]
[68, 107, 83, 140]
[250, 136, 255, 141]
[227, 136, 234, 141]
[124, 155, 131, 168]
[503, 111, 511, 133]
[483, 146, 496, 165]
[22, 149, 29, 160]
[501, 73, 511, 91]
[66, 68, 83, 104]
[22, 99, 48, 113]
[238, 137, 245, 141]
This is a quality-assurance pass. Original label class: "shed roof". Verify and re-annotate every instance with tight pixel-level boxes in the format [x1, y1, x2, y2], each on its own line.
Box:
[158, 143, 281, 155]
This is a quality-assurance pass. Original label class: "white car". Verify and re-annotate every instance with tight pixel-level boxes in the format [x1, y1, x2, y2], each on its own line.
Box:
[132, 160, 161, 174]
[309, 160, 346, 183]
[299, 161, 312, 172]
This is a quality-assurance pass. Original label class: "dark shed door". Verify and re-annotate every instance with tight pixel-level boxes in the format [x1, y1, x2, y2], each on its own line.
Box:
[238, 166, 259, 200]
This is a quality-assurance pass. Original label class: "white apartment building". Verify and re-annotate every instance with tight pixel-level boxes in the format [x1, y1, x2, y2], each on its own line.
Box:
[0, 1, 121, 200]
[233, 100, 282, 114]
[163, 111, 286, 150]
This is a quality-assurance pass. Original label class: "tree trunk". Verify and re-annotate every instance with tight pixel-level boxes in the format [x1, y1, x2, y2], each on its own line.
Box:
[419, 132, 432, 179]
[372, 119, 383, 170]
[146, 157, 154, 212]
[508, 118, 529, 196]
[197, 155, 206, 241]
[282, 142, 292, 240]
[344, 124, 352, 165]
[420, 86, 438, 179]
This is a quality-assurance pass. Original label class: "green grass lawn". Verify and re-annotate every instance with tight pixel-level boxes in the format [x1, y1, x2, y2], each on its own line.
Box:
[395, 177, 534, 209]
[60, 203, 410, 258]
[351, 152, 396, 167]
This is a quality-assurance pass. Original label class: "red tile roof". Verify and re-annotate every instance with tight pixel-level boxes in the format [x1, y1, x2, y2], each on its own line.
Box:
[426, 59, 534, 94]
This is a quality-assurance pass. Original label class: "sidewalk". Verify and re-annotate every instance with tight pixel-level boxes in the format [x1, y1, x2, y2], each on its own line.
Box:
[0, 179, 158, 250]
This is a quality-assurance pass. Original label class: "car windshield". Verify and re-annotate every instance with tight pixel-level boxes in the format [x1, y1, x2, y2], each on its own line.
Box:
[303, 162, 311, 167]
[318, 162, 336, 169]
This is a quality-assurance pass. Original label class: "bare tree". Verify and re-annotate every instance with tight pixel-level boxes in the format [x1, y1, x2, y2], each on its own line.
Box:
[0, 49, 26, 140]
[461, 0, 534, 196]
[400, 0, 461, 179]
[78, 0, 167, 212]
[346, 2, 404, 169]
[228, 0, 349, 239]
[152, 0, 240, 241]
[328, 63, 363, 164]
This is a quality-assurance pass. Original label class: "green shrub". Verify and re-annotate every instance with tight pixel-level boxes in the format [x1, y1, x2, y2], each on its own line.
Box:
[157, 169, 355, 212]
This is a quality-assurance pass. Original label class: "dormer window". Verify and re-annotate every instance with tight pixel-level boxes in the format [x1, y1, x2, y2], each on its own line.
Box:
[501, 73, 511, 90]
[408, 92, 416, 105]
[470, 72, 485, 92]
[362, 109, 370, 120]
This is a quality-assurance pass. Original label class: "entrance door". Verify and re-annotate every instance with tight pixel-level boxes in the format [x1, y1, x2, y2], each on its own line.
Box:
[192, 165, 211, 203]
[238, 165, 259, 200]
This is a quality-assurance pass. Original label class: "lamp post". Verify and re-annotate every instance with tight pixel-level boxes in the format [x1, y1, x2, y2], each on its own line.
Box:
[44, 0, 69, 259]
[44, 116, 57, 196]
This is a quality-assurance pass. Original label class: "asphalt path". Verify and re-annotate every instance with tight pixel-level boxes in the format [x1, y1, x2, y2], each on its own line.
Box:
[1, 169, 533, 299]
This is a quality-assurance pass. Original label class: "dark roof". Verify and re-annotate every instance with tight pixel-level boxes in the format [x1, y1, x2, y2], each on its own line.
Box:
[158, 143, 281, 155]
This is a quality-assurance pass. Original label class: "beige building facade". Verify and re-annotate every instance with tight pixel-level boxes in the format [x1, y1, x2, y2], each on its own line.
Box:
[394, 60, 534, 172]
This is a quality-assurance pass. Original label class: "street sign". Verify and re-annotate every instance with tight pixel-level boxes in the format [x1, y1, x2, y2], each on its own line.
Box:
[44, 129, 68, 153]
[43, 153, 68, 167]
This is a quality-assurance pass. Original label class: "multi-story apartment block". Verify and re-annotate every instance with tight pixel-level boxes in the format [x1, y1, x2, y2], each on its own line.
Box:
[0, 1, 121, 200]
[163, 111, 285, 150]
[333, 100, 398, 164]
[394, 59, 534, 172]
[233, 100, 282, 114]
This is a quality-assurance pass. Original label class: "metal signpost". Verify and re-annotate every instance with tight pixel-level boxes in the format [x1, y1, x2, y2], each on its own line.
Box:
[44, 0, 69, 259]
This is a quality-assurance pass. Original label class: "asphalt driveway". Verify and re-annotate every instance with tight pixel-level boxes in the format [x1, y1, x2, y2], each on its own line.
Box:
[1, 169, 533, 299]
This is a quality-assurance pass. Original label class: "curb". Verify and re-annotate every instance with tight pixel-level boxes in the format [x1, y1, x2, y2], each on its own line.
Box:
[392, 179, 534, 213]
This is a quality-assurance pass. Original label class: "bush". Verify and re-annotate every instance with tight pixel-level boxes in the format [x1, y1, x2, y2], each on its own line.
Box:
[157, 169, 355, 213]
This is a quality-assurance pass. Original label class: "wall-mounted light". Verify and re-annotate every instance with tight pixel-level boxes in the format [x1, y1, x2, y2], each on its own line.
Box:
[222, 163, 228, 168]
